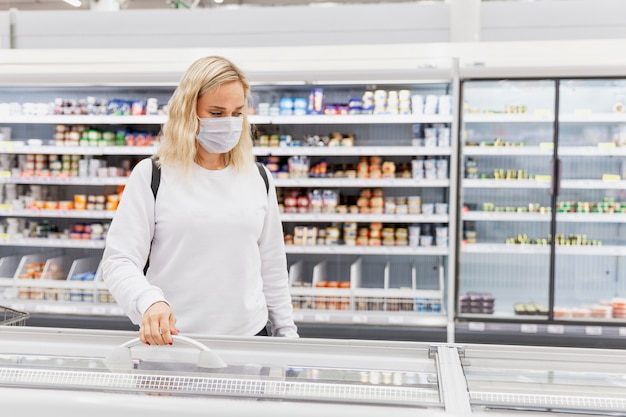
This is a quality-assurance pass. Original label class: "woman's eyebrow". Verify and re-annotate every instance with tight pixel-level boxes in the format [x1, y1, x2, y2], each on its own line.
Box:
[206, 104, 245, 110]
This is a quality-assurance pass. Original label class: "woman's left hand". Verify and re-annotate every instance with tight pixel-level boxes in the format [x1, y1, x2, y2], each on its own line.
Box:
[140, 301, 180, 345]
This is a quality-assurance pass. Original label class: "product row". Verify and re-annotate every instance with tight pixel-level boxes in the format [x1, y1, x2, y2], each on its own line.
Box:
[264, 155, 449, 180]
[253, 125, 451, 148]
[0, 97, 165, 117]
[53, 125, 158, 147]
[251, 89, 452, 116]
[0, 184, 121, 211]
[278, 187, 448, 216]
[0, 219, 109, 240]
[0, 153, 139, 179]
[285, 223, 449, 247]
[291, 293, 442, 313]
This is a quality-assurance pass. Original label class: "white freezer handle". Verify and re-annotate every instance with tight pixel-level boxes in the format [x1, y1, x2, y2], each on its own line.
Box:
[105, 334, 227, 371]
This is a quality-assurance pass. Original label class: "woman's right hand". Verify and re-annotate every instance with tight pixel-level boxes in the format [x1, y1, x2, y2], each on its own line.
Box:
[140, 301, 180, 345]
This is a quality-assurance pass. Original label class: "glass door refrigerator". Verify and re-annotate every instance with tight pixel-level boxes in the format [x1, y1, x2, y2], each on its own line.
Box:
[554, 79, 626, 331]
[458, 79, 557, 323]
[456, 77, 626, 347]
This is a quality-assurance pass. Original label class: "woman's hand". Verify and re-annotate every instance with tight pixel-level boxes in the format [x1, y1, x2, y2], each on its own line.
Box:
[140, 301, 180, 345]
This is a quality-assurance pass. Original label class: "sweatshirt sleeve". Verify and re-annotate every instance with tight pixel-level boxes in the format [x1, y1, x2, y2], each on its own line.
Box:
[257, 165, 299, 338]
[100, 158, 167, 325]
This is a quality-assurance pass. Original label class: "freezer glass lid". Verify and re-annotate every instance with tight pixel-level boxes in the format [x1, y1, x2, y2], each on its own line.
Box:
[461, 345, 626, 414]
[0, 335, 442, 409]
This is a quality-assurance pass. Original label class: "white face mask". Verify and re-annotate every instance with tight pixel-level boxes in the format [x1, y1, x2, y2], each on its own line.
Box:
[196, 116, 243, 154]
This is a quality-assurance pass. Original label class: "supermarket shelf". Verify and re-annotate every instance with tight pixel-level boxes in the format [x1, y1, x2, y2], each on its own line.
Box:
[0, 143, 157, 156]
[464, 145, 626, 157]
[561, 179, 626, 190]
[555, 245, 626, 256]
[462, 211, 626, 223]
[462, 243, 550, 255]
[0, 238, 105, 249]
[281, 213, 449, 223]
[286, 245, 448, 256]
[0, 114, 452, 126]
[274, 178, 449, 188]
[291, 286, 442, 300]
[559, 113, 626, 123]
[463, 113, 555, 123]
[0, 208, 114, 219]
[463, 146, 554, 156]
[0, 300, 124, 317]
[291, 309, 447, 327]
[0, 279, 107, 289]
[559, 146, 626, 156]
[0, 115, 167, 125]
[462, 179, 551, 189]
[462, 211, 551, 222]
[254, 146, 451, 157]
[455, 321, 626, 349]
[0, 177, 128, 186]
[464, 179, 626, 190]
[462, 243, 626, 256]
[0, 299, 447, 330]
[249, 114, 453, 125]
[1, 210, 449, 224]
[558, 213, 626, 223]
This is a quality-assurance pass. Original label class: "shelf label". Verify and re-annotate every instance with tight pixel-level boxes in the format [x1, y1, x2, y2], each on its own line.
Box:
[91, 306, 106, 315]
[602, 174, 621, 181]
[49, 305, 78, 314]
[535, 109, 553, 116]
[619, 328, 626, 337]
[292, 313, 304, 322]
[547, 325, 565, 335]
[388, 316, 405, 325]
[10, 303, 26, 312]
[0, 171, 11, 178]
[108, 307, 124, 316]
[468, 322, 485, 332]
[352, 314, 368, 324]
[535, 175, 552, 182]
[34, 304, 49, 313]
[539, 142, 554, 149]
[585, 326, 603, 336]
[520, 324, 538, 334]
[314, 313, 330, 322]
[597, 142, 616, 149]
[0, 142, 14, 152]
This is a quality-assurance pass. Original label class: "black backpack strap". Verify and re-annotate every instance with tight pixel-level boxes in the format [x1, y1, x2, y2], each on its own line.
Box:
[150, 157, 161, 200]
[256, 161, 269, 194]
[144, 157, 160, 275]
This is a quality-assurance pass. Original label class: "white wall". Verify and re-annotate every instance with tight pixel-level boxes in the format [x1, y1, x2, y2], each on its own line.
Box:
[0, 3, 449, 49]
[481, 0, 626, 41]
[3, 1, 626, 50]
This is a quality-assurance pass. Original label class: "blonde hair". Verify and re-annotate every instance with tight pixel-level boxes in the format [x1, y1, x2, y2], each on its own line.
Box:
[156, 55, 254, 173]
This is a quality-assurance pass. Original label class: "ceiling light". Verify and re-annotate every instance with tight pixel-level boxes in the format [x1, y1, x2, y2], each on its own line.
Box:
[214, 0, 224, 3]
[63, 0, 82, 6]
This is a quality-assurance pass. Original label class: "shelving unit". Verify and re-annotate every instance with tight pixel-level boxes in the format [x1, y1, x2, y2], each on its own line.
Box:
[0, 64, 459, 340]
[0, 84, 172, 321]
[249, 78, 457, 332]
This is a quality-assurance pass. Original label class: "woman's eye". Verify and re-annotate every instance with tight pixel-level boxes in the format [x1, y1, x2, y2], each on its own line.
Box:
[233, 112, 243, 117]
[210, 112, 223, 116]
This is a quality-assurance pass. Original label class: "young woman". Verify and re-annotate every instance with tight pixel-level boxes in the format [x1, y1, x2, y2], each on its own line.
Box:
[101, 56, 298, 345]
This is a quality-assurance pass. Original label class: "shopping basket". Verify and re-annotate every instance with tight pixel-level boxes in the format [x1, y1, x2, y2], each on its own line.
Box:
[0, 305, 29, 326]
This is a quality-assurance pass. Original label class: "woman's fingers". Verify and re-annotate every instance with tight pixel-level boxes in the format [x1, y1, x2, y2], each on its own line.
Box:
[140, 301, 178, 345]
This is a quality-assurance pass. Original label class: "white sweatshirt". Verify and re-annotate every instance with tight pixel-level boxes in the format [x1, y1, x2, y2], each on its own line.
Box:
[101, 158, 298, 337]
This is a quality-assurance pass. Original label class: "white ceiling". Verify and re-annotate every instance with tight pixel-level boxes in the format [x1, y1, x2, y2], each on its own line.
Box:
[0, 0, 425, 11]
